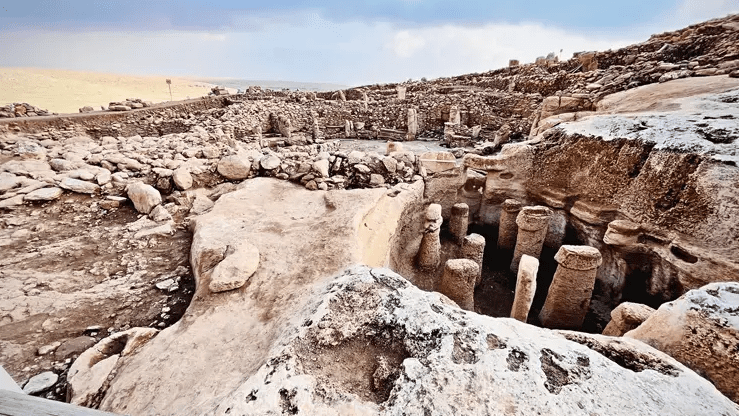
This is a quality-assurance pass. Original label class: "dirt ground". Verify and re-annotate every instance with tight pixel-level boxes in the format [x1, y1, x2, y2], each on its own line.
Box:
[0, 194, 194, 400]
[0, 67, 221, 114]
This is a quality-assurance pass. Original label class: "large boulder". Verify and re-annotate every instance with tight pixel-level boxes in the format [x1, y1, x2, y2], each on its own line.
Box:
[626, 282, 739, 403]
[126, 182, 162, 214]
[207, 266, 738, 415]
[217, 155, 251, 180]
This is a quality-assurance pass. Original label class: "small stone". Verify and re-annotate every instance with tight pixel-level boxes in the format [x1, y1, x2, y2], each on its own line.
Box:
[190, 195, 214, 215]
[23, 371, 58, 394]
[155, 279, 175, 290]
[354, 164, 371, 174]
[369, 174, 385, 186]
[149, 205, 172, 222]
[312, 159, 330, 178]
[305, 180, 318, 191]
[37, 341, 61, 356]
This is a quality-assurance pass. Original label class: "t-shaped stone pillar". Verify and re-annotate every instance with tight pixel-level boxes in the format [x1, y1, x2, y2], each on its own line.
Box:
[511, 254, 538, 322]
[498, 199, 522, 251]
[460, 233, 486, 286]
[539, 245, 602, 330]
[438, 258, 479, 311]
[449, 105, 461, 125]
[449, 203, 470, 245]
[510, 206, 552, 274]
[407, 108, 418, 139]
[416, 204, 443, 271]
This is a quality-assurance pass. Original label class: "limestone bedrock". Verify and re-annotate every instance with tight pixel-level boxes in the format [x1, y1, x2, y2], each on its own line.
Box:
[100, 178, 424, 415]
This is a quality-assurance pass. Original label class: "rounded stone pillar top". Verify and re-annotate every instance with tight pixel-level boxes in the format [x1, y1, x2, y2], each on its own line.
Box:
[426, 204, 442, 220]
[515, 206, 552, 230]
[502, 199, 523, 213]
[554, 245, 603, 270]
[452, 203, 470, 215]
[445, 258, 479, 274]
[607, 220, 641, 235]
[463, 233, 486, 247]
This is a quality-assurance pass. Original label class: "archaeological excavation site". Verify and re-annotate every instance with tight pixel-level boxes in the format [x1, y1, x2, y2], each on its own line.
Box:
[1, 13, 739, 416]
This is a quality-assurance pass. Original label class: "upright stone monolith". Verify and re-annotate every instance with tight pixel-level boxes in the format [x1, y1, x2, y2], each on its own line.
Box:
[497, 199, 522, 250]
[510, 206, 552, 274]
[539, 245, 602, 330]
[449, 106, 461, 125]
[449, 203, 469, 245]
[510, 255, 539, 322]
[461, 233, 485, 286]
[407, 108, 418, 139]
[417, 204, 443, 271]
[438, 259, 479, 311]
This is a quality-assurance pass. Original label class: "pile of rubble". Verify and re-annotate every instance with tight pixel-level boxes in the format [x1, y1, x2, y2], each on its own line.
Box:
[0, 103, 53, 118]
[107, 98, 154, 112]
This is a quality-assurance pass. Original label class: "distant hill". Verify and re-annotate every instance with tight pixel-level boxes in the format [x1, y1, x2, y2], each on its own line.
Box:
[199, 79, 350, 92]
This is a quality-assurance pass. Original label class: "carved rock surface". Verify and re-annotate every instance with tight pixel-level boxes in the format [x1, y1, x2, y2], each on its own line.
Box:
[205, 266, 739, 416]
[626, 282, 739, 403]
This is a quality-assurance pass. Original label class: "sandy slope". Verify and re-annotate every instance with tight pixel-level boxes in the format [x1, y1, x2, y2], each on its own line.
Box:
[0, 67, 217, 114]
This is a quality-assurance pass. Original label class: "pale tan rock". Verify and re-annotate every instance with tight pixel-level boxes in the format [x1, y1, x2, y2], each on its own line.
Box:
[511, 255, 538, 322]
[419, 151, 456, 174]
[24, 187, 63, 201]
[626, 282, 739, 403]
[603, 220, 642, 246]
[602, 302, 656, 336]
[207, 242, 260, 293]
[417, 204, 443, 271]
[172, 167, 193, 190]
[126, 182, 162, 214]
[217, 155, 251, 180]
[460, 233, 485, 286]
[510, 206, 551, 274]
[449, 203, 469, 244]
[498, 199, 522, 250]
[539, 245, 602, 330]
[438, 259, 478, 311]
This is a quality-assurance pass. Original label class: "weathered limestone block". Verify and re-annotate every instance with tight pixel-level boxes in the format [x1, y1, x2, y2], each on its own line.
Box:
[498, 199, 522, 250]
[172, 167, 193, 190]
[449, 203, 469, 244]
[397, 86, 406, 100]
[625, 282, 739, 403]
[208, 242, 260, 293]
[511, 206, 552, 274]
[67, 328, 158, 406]
[386, 141, 404, 155]
[345, 120, 354, 138]
[602, 302, 656, 336]
[126, 182, 162, 214]
[276, 115, 292, 138]
[217, 154, 251, 180]
[417, 204, 443, 271]
[407, 108, 418, 139]
[438, 259, 479, 311]
[419, 151, 456, 174]
[603, 220, 642, 246]
[511, 255, 539, 322]
[539, 245, 602, 330]
[449, 106, 461, 125]
[460, 233, 485, 286]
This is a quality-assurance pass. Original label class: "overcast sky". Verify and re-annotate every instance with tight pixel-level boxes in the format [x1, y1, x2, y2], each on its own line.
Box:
[0, 1, 737, 86]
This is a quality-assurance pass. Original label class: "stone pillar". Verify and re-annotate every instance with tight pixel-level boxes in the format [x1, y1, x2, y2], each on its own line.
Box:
[461, 233, 485, 286]
[510, 206, 551, 274]
[417, 204, 443, 271]
[345, 120, 354, 138]
[254, 124, 263, 140]
[407, 108, 418, 138]
[397, 86, 406, 100]
[510, 254, 538, 322]
[449, 106, 461, 125]
[443, 122, 455, 143]
[312, 118, 321, 140]
[338, 90, 346, 101]
[509, 59, 520, 67]
[438, 259, 479, 311]
[362, 91, 369, 110]
[539, 245, 603, 330]
[603, 220, 641, 246]
[497, 199, 522, 251]
[449, 203, 469, 245]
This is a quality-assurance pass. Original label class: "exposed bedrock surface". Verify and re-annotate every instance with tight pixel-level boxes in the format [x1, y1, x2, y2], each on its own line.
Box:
[204, 266, 738, 415]
[99, 178, 424, 415]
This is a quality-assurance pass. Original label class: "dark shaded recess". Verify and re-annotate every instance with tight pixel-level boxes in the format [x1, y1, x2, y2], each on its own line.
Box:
[562, 333, 680, 377]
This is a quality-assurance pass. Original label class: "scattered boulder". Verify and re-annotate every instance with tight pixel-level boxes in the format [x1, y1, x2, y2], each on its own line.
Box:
[217, 155, 251, 180]
[24, 187, 63, 202]
[59, 177, 99, 194]
[22, 371, 58, 395]
[126, 182, 162, 214]
[172, 167, 193, 190]
[602, 302, 656, 336]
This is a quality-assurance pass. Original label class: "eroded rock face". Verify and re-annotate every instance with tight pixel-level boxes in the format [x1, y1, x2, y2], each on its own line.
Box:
[100, 178, 424, 415]
[206, 266, 739, 416]
[625, 282, 739, 403]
